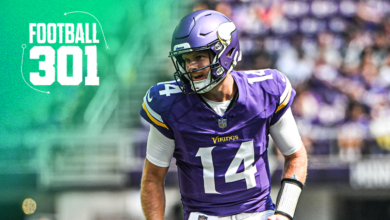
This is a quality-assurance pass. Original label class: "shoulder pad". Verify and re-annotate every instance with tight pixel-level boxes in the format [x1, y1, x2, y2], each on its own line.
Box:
[145, 80, 183, 112]
[141, 80, 183, 129]
[244, 69, 292, 103]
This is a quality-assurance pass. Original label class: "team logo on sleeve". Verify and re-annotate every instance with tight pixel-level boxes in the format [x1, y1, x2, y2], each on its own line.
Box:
[198, 215, 208, 220]
[218, 118, 227, 129]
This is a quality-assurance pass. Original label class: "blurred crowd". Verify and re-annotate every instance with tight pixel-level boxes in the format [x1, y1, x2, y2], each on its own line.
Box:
[194, 0, 390, 160]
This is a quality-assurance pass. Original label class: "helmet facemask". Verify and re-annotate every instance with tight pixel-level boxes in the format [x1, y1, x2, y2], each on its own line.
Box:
[171, 43, 228, 94]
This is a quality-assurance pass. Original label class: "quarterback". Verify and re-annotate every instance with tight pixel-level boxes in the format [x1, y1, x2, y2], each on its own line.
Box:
[140, 10, 307, 220]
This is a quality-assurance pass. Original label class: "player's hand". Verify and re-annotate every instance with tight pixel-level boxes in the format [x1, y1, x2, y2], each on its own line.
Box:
[267, 214, 290, 220]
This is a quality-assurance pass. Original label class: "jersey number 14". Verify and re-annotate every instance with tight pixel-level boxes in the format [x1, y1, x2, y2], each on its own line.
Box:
[196, 141, 257, 194]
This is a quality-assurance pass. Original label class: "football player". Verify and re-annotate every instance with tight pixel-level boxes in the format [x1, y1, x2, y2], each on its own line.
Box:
[140, 10, 307, 220]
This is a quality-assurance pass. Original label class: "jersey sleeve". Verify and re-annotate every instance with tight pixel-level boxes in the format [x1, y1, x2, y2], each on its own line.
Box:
[140, 85, 175, 139]
[269, 69, 296, 125]
[270, 108, 302, 156]
[146, 126, 175, 167]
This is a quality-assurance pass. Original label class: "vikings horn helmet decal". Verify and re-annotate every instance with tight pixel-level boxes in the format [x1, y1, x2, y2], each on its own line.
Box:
[169, 10, 242, 94]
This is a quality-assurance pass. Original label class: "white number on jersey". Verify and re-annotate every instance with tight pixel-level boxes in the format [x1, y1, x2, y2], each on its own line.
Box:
[225, 141, 257, 189]
[246, 69, 273, 84]
[196, 146, 219, 194]
[159, 83, 181, 96]
[196, 141, 257, 194]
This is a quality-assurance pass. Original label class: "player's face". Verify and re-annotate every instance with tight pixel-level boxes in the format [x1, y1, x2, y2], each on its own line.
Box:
[182, 50, 213, 82]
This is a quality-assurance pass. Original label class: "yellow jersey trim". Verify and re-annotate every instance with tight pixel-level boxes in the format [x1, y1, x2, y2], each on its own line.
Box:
[275, 81, 292, 113]
[142, 102, 169, 130]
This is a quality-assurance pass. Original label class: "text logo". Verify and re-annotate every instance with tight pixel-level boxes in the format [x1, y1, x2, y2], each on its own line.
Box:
[28, 23, 99, 86]
[211, 135, 239, 144]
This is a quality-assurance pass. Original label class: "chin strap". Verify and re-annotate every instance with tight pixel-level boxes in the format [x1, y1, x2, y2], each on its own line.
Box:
[195, 73, 227, 94]
[274, 177, 304, 220]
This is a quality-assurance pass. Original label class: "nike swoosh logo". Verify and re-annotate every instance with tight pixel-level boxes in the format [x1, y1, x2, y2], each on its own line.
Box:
[281, 74, 286, 82]
[147, 91, 153, 102]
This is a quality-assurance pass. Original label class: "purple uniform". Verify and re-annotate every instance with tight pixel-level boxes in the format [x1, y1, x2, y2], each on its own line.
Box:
[140, 69, 295, 218]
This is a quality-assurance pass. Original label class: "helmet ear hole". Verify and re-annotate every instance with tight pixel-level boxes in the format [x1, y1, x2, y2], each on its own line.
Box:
[226, 48, 234, 57]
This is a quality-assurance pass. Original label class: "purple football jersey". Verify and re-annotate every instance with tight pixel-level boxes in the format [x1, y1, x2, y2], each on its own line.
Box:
[140, 69, 296, 218]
